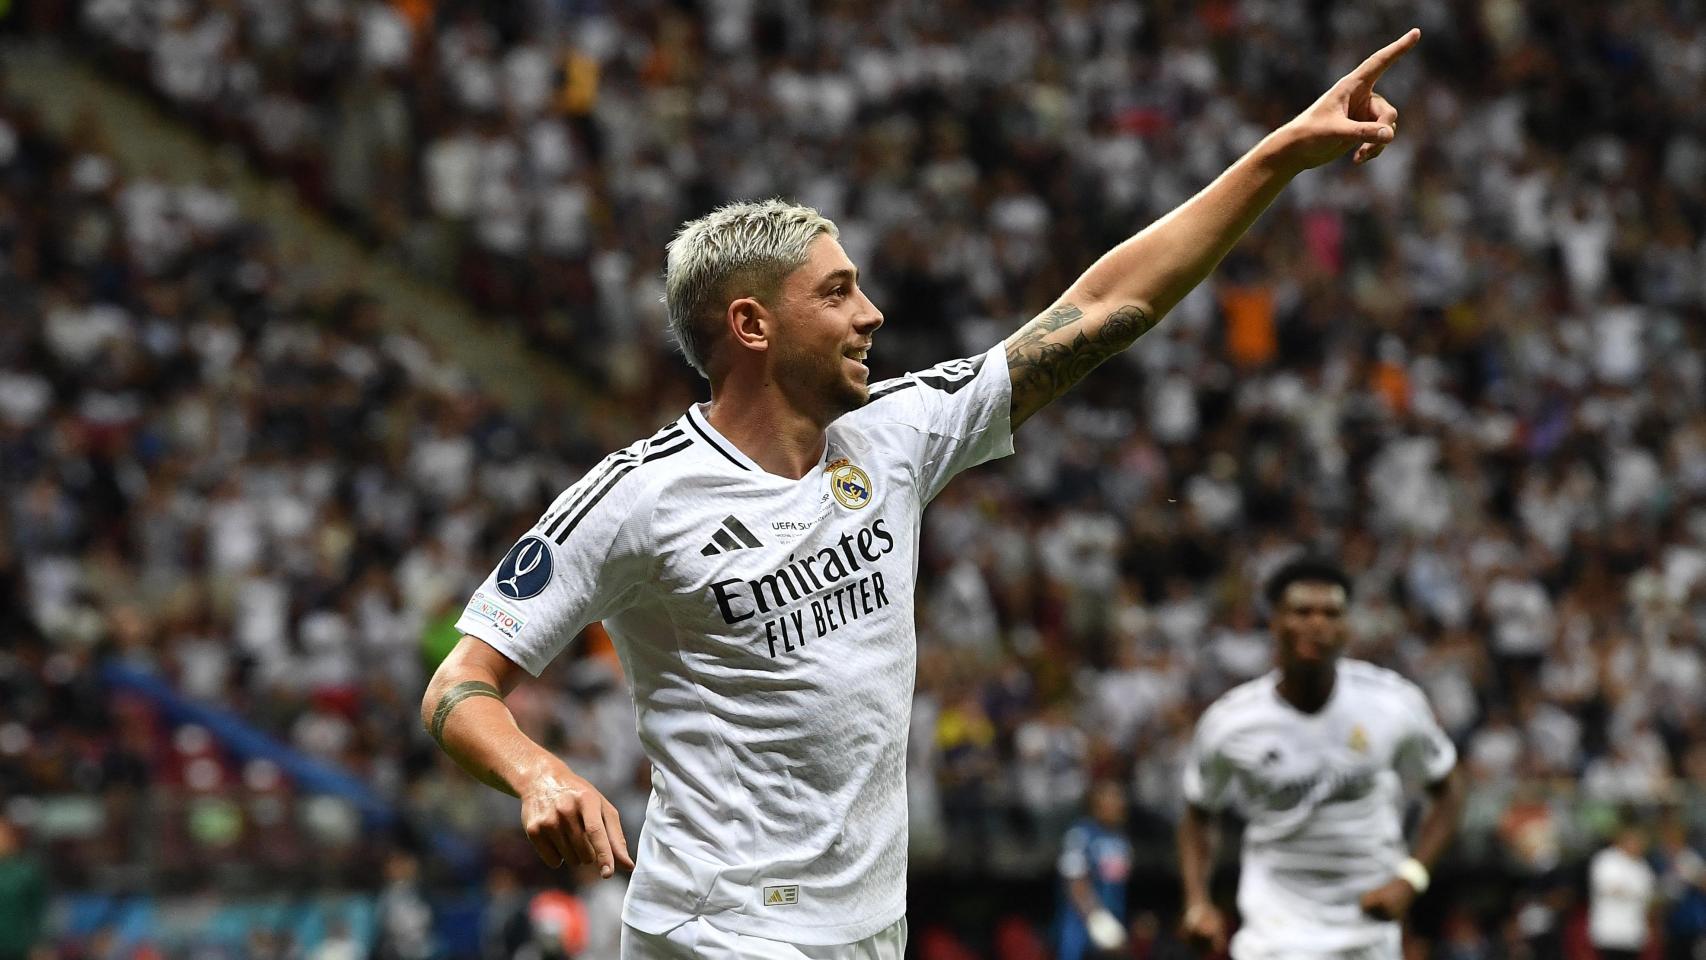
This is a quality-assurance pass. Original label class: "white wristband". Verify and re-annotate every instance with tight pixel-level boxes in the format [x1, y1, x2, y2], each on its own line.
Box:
[1395, 857, 1430, 893]
[1086, 909, 1127, 950]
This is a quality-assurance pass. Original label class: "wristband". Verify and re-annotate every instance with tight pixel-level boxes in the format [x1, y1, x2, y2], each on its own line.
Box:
[1395, 857, 1430, 893]
[1086, 909, 1127, 950]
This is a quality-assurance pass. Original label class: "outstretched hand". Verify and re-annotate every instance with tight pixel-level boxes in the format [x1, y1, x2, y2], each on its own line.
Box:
[1271, 28, 1420, 173]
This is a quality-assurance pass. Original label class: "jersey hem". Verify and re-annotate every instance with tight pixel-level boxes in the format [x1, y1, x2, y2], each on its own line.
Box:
[1231, 920, 1400, 955]
[620, 887, 908, 946]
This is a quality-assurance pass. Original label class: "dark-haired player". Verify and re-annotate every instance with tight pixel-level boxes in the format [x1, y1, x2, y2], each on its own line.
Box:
[1179, 557, 1466, 960]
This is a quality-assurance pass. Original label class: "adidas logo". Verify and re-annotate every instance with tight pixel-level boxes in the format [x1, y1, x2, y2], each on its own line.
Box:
[701, 516, 763, 556]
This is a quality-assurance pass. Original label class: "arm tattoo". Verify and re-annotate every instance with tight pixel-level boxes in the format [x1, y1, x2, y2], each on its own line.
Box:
[428, 680, 504, 744]
[1005, 302, 1155, 425]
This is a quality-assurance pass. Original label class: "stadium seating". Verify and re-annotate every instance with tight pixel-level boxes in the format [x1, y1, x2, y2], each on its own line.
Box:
[5, 0, 1705, 955]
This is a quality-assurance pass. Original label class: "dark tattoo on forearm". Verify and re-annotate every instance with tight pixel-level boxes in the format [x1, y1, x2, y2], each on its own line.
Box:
[1005, 302, 1155, 423]
[429, 681, 504, 744]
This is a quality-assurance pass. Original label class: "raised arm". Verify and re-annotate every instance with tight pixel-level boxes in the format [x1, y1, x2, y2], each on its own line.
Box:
[1006, 29, 1419, 429]
[422, 635, 634, 877]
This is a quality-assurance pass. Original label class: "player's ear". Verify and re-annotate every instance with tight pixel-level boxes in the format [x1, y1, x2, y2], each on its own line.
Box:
[726, 297, 771, 355]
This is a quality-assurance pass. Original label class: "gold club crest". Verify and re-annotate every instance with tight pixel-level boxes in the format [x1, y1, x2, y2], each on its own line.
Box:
[1348, 724, 1369, 754]
[829, 461, 872, 509]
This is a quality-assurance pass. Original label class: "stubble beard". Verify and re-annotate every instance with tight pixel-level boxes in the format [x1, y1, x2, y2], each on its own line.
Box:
[780, 343, 868, 424]
[829, 363, 870, 417]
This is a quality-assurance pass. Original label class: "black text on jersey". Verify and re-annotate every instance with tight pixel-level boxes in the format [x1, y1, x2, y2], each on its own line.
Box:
[708, 518, 897, 658]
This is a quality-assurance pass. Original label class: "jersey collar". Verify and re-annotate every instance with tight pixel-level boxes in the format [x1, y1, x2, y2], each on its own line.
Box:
[684, 404, 834, 478]
[1270, 661, 1345, 718]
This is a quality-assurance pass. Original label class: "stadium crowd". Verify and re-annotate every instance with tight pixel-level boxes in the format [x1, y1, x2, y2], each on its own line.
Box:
[3, 0, 1706, 955]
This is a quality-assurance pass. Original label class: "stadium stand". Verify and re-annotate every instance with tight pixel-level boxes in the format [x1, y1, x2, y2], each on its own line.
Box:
[3, 0, 1705, 956]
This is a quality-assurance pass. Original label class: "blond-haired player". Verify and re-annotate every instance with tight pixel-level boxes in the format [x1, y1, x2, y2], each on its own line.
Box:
[424, 31, 1424, 960]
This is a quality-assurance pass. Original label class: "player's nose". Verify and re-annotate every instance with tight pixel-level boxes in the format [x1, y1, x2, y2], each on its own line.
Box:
[855, 290, 884, 332]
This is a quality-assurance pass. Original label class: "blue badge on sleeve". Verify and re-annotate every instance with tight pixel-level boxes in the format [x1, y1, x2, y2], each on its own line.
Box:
[495, 536, 553, 600]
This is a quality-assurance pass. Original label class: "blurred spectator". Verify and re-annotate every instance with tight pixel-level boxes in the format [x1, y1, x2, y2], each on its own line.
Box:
[571, 863, 626, 960]
[1589, 823, 1657, 960]
[1657, 816, 1706, 960]
[1054, 780, 1131, 960]
[1013, 699, 1089, 846]
[374, 852, 434, 960]
[525, 888, 587, 960]
[0, 816, 46, 960]
[481, 867, 532, 960]
[309, 918, 365, 960]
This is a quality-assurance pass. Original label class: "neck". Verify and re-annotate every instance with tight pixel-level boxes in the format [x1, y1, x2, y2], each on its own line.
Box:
[705, 375, 830, 479]
[1278, 664, 1336, 714]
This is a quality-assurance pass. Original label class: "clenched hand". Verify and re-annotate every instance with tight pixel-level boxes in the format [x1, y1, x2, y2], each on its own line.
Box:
[1181, 901, 1229, 955]
[1359, 876, 1420, 921]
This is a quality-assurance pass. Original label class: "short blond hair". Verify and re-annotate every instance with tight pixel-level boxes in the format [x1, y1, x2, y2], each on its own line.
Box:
[664, 199, 838, 380]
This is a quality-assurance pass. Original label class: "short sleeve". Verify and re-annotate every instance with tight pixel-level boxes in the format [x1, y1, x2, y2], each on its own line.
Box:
[1181, 715, 1238, 812]
[857, 344, 1015, 502]
[456, 456, 654, 676]
[1392, 681, 1458, 784]
[1058, 825, 1091, 879]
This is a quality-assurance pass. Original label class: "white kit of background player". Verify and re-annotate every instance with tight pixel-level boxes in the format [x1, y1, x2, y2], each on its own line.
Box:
[422, 29, 1420, 960]
[1184, 661, 1459, 958]
[1178, 559, 1467, 960]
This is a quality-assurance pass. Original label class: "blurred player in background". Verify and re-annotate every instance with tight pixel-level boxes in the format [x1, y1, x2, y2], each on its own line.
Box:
[424, 30, 1422, 960]
[1055, 779, 1134, 959]
[1178, 556, 1466, 960]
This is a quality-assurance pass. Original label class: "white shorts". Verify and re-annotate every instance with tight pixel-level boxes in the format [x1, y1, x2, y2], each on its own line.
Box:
[621, 916, 908, 960]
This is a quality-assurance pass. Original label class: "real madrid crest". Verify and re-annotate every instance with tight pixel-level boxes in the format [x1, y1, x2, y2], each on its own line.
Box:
[829, 461, 873, 509]
[1348, 724, 1369, 754]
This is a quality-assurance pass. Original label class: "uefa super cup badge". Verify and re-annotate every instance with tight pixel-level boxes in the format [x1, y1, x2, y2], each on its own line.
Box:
[495, 536, 554, 600]
[829, 462, 872, 509]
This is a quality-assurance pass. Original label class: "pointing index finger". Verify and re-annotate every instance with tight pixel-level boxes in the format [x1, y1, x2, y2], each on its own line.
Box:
[1346, 28, 1421, 87]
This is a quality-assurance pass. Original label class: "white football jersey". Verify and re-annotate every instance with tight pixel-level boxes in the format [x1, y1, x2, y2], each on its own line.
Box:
[1183, 659, 1457, 956]
[456, 346, 1014, 944]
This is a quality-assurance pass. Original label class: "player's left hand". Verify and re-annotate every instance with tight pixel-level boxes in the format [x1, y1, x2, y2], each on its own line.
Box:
[1359, 876, 1419, 921]
[1269, 28, 1419, 173]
